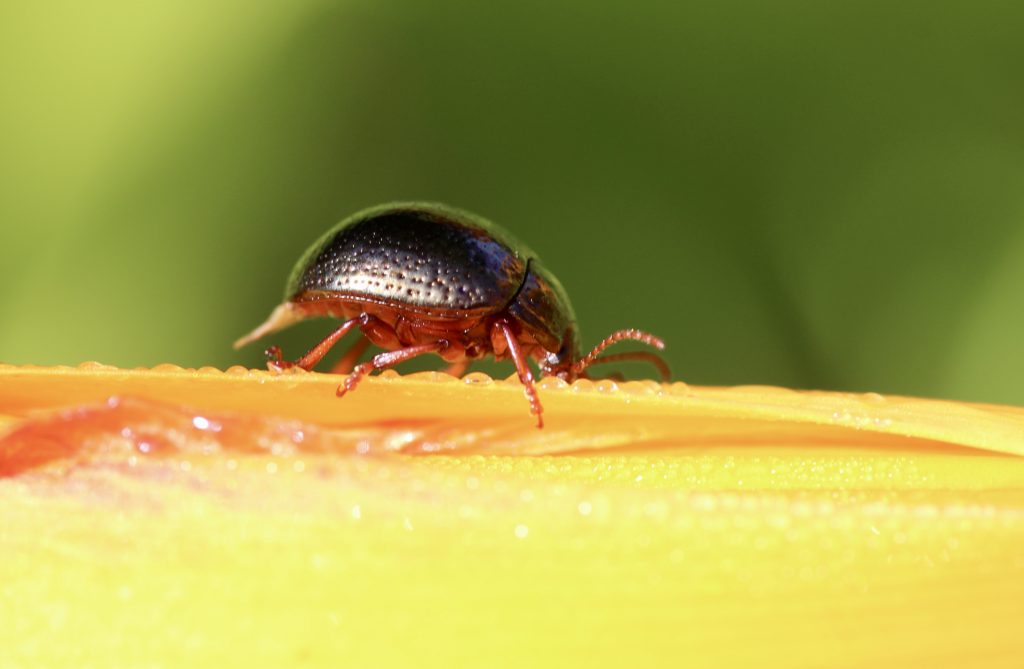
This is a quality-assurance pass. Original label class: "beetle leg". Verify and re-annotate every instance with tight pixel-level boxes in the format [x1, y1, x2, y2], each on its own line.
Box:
[493, 320, 544, 429]
[337, 341, 448, 397]
[264, 345, 287, 368]
[443, 360, 470, 377]
[328, 336, 371, 374]
[267, 319, 361, 371]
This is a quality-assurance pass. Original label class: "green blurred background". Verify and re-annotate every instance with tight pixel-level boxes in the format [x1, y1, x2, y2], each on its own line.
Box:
[2, 1, 1023, 404]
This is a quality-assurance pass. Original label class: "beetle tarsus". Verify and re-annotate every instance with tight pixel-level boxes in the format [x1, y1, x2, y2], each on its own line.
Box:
[337, 342, 447, 397]
[338, 362, 375, 397]
[494, 319, 546, 427]
[264, 346, 293, 371]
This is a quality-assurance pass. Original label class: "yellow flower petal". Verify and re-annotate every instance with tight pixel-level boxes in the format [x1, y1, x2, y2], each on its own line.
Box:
[1, 363, 1022, 667]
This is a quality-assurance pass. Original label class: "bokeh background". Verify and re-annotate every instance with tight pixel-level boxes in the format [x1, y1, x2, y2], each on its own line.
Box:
[2, 1, 1023, 404]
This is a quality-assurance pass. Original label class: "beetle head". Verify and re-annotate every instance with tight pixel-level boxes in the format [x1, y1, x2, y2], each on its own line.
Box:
[539, 332, 581, 382]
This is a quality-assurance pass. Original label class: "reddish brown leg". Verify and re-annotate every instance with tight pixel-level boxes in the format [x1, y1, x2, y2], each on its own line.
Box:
[443, 360, 470, 377]
[571, 329, 666, 379]
[329, 336, 371, 374]
[338, 341, 448, 397]
[581, 351, 671, 382]
[265, 319, 360, 371]
[494, 320, 544, 429]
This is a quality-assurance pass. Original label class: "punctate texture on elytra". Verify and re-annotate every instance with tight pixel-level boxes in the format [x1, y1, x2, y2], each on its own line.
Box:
[287, 203, 532, 314]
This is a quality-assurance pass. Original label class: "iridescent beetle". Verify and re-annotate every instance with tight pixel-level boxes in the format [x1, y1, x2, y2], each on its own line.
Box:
[235, 203, 668, 427]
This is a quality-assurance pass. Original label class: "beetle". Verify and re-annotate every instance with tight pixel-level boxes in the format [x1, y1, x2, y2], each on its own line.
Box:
[234, 202, 668, 427]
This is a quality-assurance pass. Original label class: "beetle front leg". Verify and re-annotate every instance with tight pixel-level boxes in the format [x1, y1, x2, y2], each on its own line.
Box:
[493, 319, 544, 429]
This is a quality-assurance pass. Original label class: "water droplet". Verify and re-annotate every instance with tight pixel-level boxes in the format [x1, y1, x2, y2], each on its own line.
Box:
[463, 372, 492, 385]
[78, 361, 117, 371]
[537, 376, 569, 390]
[668, 381, 690, 396]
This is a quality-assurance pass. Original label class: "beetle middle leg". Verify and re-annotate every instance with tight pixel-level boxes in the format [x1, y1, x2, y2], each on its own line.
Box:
[328, 336, 371, 374]
[338, 340, 449, 397]
[443, 360, 470, 377]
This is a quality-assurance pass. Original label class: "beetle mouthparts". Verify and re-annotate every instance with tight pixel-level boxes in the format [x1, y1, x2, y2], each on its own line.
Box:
[233, 303, 303, 350]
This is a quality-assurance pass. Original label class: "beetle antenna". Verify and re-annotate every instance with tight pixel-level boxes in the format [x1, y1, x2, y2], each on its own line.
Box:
[572, 329, 665, 379]
[582, 351, 671, 382]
